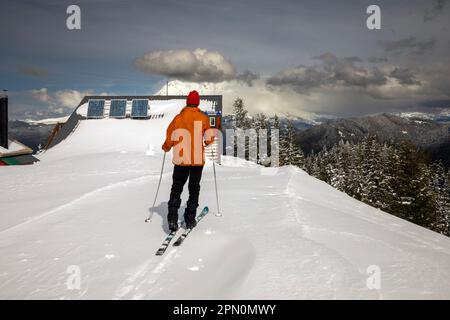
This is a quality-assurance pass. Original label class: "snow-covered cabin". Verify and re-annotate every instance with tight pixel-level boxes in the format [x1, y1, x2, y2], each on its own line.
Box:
[45, 95, 223, 161]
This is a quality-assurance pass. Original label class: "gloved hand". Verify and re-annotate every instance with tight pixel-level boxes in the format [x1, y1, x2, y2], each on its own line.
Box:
[162, 143, 170, 152]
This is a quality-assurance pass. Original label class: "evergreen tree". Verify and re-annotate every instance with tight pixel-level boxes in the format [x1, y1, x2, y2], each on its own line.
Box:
[329, 140, 351, 192]
[376, 142, 397, 211]
[232, 97, 250, 129]
[266, 115, 280, 167]
[254, 113, 269, 165]
[357, 135, 392, 208]
[390, 142, 437, 229]
[430, 162, 450, 235]
[279, 120, 305, 168]
[231, 97, 250, 159]
[254, 113, 268, 131]
[273, 114, 280, 130]
[346, 141, 364, 200]
[315, 146, 330, 182]
[310, 152, 322, 178]
[305, 149, 315, 174]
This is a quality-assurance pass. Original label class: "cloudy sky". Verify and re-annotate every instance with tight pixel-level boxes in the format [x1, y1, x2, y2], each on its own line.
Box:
[0, 0, 449, 119]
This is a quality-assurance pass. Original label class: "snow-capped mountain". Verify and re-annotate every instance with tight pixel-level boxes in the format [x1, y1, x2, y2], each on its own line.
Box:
[396, 110, 450, 123]
[1, 100, 450, 299]
[7, 120, 55, 152]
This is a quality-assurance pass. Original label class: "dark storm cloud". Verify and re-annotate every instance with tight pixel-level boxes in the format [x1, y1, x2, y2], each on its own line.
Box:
[17, 65, 49, 78]
[378, 36, 436, 56]
[133, 49, 236, 83]
[368, 57, 388, 63]
[312, 52, 338, 65]
[421, 64, 450, 97]
[267, 53, 388, 94]
[343, 57, 362, 63]
[424, 0, 448, 22]
[266, 64, 328, 93]
[236, 70, 260, 86]
[390, 68, 420, 85]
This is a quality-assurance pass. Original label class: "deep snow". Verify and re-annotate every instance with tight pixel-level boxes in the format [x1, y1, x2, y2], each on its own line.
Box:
[1, 100, 450, 299]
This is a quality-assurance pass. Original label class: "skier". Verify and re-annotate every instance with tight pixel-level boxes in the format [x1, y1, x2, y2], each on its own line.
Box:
[162, 90, 214, 231]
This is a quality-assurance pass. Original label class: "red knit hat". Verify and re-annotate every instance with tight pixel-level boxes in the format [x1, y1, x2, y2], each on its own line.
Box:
[186, 90, 200, 106]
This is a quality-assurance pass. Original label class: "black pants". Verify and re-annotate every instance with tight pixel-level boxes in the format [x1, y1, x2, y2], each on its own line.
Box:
[168, 165, 204, 222]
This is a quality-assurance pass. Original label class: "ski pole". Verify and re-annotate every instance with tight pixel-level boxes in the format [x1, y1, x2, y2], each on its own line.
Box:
[212, 148, 222, 217]
[145, 151, 166, 223]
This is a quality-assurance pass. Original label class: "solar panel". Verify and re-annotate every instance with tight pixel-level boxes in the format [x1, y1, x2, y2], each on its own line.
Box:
[131, 99, 149, 118]
[87, 100, 105, 118]
[109, 100, 127, 118]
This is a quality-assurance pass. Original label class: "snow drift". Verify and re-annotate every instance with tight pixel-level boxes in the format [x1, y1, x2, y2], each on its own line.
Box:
[1, 99, 450, 299]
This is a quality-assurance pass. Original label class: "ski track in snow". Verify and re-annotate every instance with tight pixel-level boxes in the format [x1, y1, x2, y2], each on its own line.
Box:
[0, 174, 157, 236]
[114, 249, 179, 299]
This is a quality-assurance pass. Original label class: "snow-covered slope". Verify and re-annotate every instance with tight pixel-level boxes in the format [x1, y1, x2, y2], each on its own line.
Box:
[1, 101, 450, 299]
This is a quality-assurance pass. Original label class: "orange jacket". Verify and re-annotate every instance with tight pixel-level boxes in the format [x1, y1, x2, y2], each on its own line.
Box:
[162, 106, 214, 166]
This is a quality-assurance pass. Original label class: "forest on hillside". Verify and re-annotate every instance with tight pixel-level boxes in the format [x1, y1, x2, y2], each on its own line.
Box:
[228, 98, 450, 236]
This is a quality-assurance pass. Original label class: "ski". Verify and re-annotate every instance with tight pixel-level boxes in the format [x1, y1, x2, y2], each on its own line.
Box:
[173, 206, 209, 247]
[155, 229, 179, 256]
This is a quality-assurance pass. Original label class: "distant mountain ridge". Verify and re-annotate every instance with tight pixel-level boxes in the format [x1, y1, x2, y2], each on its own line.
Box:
[10, 109, 450, 163]
[296, 113, 450, 167]
[396, 110, 450, 123]
[221, 114, 320, 131]
[7, 121, 54, 152]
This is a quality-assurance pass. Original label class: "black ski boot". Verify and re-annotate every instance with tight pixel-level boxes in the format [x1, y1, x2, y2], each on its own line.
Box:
[185, 219, 197, 229]
[167, 209, 179, 232]
[169, 221, 179, 232]
[184, 208, 197, 229]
